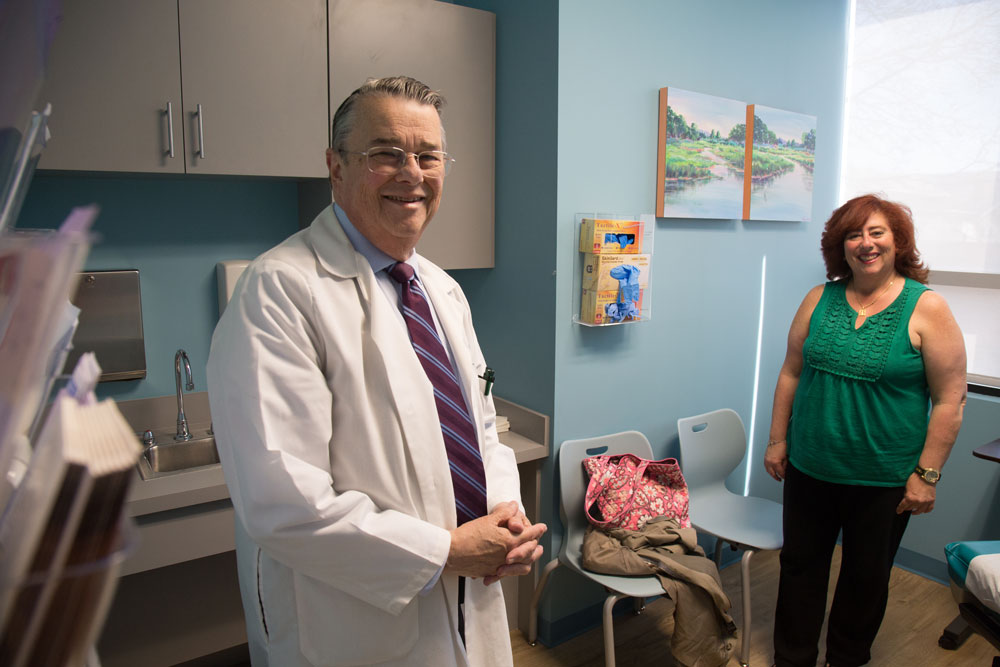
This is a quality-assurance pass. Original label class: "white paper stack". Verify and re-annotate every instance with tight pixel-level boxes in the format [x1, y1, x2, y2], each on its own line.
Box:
[496, 414, 510, 434]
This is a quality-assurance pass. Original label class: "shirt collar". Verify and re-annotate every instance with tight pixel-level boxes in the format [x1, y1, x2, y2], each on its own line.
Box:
[333, 203, 419, 277]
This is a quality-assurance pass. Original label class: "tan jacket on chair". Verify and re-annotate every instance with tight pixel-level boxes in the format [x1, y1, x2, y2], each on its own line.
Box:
[582, 517, 737, 667]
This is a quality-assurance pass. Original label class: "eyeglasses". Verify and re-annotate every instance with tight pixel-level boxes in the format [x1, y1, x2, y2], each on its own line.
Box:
[341, 146, 455, 176]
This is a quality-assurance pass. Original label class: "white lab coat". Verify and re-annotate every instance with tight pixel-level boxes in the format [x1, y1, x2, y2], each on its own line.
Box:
[206, 205, 521, 666]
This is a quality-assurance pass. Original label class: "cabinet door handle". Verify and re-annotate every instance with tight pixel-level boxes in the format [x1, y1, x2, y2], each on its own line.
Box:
[165, 102, 175, 158]
[195, 103, 206, 159]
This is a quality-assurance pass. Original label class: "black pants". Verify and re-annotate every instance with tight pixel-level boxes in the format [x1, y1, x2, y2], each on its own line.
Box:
[773, 464, 910, 667]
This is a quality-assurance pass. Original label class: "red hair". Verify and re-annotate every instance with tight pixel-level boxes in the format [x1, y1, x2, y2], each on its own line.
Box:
[820, 194, 929, 283]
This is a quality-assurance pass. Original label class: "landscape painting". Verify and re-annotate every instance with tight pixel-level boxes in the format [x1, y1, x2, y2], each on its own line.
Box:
[745, 104, 816, 221]
[656, 87, 817, 222]
[656, 87, 747, 219]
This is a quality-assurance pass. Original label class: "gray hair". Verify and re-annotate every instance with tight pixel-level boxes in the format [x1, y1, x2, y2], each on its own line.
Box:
[330, 75, 446, 152]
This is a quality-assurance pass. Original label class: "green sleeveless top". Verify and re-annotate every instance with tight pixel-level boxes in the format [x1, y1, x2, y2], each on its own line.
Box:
[788, 278, 930, 486]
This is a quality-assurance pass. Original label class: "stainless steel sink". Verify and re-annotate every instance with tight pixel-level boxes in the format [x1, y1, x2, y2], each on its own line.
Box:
[138, 431, 220, 479]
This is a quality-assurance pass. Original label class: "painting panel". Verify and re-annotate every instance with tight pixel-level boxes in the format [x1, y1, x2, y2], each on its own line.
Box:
[656, 87, 748, 220]
[745, 104, 816, 221]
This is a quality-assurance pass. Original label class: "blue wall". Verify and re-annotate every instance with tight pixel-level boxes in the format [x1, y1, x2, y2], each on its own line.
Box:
[553, 0, 848, 490]
[536, 0, 852, 636]
[449, 0, 559, 418]
[527, 0, 1000, 640]
[17, 173, 300, 401]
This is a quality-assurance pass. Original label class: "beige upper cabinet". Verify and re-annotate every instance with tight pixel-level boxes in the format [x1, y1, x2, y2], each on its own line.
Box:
[38, 0, 185, 173]
[177, 0, 327, 177]
[39, 0, 329, 178]
[329, 0, 496, 269]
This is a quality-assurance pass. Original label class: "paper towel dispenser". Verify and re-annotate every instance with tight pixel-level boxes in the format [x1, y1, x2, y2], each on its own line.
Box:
[216, 260, 250, 316]
[62, 270, 146, 382]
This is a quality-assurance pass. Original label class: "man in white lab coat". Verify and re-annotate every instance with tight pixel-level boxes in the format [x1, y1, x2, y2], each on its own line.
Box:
[206, 76, 546, 667]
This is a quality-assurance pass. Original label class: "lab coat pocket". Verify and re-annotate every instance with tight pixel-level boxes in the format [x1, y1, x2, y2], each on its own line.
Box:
[293, 573, 419, 665]
[235, 520, 273, 652]
[252, 547, 269, 641]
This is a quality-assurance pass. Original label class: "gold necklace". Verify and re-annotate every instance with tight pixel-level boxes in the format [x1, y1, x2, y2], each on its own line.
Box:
[852, 277, 896, 318]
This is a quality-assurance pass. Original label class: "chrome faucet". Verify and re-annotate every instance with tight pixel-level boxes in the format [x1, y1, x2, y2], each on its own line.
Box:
[174, 349, 194, 441]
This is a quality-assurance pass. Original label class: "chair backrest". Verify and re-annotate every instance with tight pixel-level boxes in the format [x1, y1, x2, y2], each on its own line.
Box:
[677, 408, 747, 494]
[556, 431, 654, 557]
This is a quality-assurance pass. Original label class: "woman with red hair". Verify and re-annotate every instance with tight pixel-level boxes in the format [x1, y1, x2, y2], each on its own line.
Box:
[764, 194, 967, 667]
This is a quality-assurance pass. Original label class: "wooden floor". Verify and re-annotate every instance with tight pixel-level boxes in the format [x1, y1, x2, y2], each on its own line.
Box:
[512, 547, 998, 666]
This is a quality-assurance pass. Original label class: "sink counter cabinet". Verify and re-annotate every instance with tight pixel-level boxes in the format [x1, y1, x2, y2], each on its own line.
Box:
[37, 0, 329, 178]
[96, 396, 545, 666]
[94, 466, 244, 667]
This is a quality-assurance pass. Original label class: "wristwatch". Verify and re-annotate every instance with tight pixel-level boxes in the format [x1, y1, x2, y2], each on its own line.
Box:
[914, 465, 941, 485]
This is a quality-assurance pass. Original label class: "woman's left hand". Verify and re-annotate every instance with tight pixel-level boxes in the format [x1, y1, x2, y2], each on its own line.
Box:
[896, 475, 936, 515]
[763, 440, 789, 482]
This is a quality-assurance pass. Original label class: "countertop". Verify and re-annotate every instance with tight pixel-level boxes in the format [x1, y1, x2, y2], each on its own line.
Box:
[127, 463, 229, 517]
[126, 428, 545, 517]
[118, 392, 548, 576]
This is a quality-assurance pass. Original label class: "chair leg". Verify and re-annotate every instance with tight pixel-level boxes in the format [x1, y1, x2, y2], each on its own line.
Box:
[739, 549, 755, 667]
[528, 559, 562, 645]
[632, 596, 645, 615]
[602, 593, 627, 667]
[714, 536, 725, 565]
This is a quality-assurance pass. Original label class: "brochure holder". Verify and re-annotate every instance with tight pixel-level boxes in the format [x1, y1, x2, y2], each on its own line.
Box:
[573, 212, 655, 327]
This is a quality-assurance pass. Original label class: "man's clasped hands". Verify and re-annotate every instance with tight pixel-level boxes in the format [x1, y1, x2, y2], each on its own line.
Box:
[447, 501, 547, 585]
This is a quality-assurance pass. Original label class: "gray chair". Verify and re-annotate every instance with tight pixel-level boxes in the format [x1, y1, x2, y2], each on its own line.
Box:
[527, 431, 666, 667]
[677, 408, 783, 667]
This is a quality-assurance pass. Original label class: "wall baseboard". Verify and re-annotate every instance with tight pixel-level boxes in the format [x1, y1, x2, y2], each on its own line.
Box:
[893, 546, 948, 585]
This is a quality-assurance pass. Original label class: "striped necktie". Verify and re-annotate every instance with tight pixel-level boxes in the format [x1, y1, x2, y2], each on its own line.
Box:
[388, 262, 487, 525]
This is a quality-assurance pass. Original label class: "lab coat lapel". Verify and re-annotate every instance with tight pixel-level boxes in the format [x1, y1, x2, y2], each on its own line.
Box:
[367, 268, 456, 529]
[307, 205, 360, 279]
[308, 207, 455, 529]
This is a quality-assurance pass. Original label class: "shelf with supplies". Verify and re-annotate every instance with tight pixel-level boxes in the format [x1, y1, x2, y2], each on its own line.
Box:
[494, 397, 548, 464]
[573, 213, 656, 327]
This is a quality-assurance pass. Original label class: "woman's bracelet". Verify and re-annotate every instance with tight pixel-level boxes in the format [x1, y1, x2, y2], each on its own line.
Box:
[766, 439, 786, 448]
